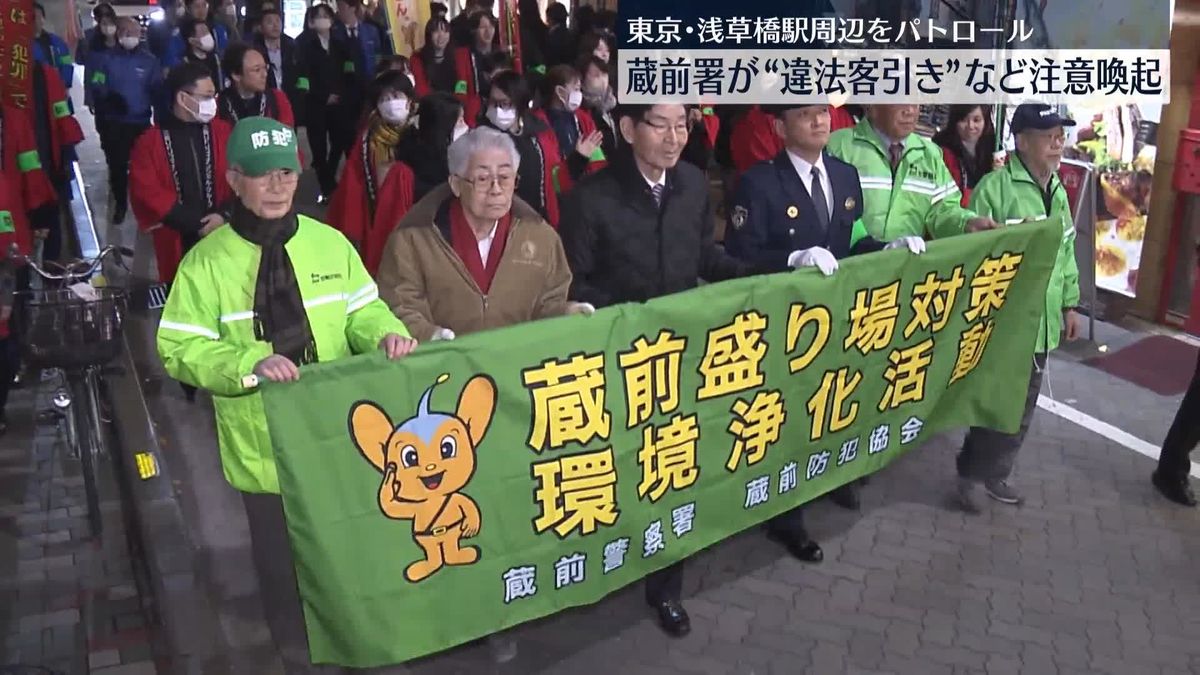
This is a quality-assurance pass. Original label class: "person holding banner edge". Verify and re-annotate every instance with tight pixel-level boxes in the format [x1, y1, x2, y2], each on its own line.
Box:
[825, 103, 1000, 510]
[952, 102, 1082, 513]
[724, 102, 926, 561]
[157, 117, 416, 674]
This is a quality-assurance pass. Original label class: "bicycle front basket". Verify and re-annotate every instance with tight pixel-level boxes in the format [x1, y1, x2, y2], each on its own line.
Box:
[18, 287, 127, 370]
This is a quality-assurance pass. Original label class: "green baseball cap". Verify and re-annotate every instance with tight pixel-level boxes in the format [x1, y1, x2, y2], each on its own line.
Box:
[227, 117, 301, 177]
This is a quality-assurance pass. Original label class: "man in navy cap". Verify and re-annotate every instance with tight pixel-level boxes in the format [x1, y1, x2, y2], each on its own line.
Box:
[724, 102, 926, 553]
[952, 102, 1082, 513]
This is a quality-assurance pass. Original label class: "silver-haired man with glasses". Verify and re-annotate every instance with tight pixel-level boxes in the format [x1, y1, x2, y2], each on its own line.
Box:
[378, 126, 593, 345]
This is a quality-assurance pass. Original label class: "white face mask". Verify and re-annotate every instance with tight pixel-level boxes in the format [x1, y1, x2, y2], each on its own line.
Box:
[119, 36, 140, 50]
[312, 17, 332, 31]
[379, 98, 409, 124]
[197, 33, 215, 52]
[487, 105, 517, 130]
[565, 89, 583, 111]
[191, 94, 218, 123]
[223, 5, 237, 16]
[175, 5, 186, 18]
[452, 122, 469, 141]
[101, 24, 117, 37]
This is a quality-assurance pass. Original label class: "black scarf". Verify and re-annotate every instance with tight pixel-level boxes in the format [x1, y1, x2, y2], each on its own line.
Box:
[229, 202, 317, 366]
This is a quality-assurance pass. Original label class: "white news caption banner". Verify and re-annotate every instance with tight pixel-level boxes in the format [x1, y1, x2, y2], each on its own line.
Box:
[618, 49, 1171, 106]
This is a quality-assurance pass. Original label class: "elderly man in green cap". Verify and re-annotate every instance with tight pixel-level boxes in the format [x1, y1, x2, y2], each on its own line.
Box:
[157, 116, 416, 673]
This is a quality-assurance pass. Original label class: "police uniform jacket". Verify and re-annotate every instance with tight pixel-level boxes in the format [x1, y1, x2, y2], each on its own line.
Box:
[725, 150, 884, 272]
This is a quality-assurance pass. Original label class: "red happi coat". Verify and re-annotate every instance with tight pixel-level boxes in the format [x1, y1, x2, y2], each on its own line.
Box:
[531, 107, 606, 194]
[410, 50, 434, 97]
[731, 105, 856, 174]
[731, 105, 784, 175]
[128, 119, 234, 283]
[453, 47, 484, 128]
[35, 63, 85, 179]
[326, 127, 415, 277]
[0, 105, 57, 339]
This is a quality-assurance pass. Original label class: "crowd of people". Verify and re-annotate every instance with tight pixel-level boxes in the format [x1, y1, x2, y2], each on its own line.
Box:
[4, 0, 1200, 672]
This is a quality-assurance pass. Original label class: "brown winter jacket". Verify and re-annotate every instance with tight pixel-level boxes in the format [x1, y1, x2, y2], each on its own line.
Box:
[377, 184, 573, 341]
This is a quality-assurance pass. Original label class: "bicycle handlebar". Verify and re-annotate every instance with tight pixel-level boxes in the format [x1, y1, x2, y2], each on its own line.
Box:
[5, 243, 133, 283]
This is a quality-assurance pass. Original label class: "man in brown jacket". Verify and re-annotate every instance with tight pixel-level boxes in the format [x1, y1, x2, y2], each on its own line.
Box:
[377, 126, 590, 344]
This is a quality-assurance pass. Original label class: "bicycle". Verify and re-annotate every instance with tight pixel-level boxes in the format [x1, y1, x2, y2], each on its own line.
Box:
[3, 244, 131, 537]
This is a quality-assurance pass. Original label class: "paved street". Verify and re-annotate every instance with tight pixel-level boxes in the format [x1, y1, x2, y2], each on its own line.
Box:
[4, 3, 1200, 671]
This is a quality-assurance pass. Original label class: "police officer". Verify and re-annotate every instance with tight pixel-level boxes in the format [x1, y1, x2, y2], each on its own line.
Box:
[725, 103, 926, 555]
[825, 104, 999, 510]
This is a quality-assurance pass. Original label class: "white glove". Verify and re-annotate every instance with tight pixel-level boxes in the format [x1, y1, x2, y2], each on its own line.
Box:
[787, 247, 839, 276]
[566, 301, 596, 316]
[431, 327, 456, 341]
[885, 236, 927, 254]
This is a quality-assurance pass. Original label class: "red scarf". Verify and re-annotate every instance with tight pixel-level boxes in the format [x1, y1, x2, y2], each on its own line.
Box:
[449, 199, 511, 294]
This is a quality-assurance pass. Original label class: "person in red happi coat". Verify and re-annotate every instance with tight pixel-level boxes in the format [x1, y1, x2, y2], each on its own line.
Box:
[130, 63, 233, 284]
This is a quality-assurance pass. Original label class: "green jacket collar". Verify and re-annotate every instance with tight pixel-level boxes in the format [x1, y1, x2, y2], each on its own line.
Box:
[851, 117, 924, 155]
[1005, 152, 1063, 194]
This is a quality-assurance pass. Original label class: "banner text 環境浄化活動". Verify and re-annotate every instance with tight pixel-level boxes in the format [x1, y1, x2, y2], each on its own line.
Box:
[263, 220, 1061, 667]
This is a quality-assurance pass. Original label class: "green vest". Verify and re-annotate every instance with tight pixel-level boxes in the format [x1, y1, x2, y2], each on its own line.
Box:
[156, 215, 409, 494]
[968, 155, 1081, 353]
[827, 118, 976, 241]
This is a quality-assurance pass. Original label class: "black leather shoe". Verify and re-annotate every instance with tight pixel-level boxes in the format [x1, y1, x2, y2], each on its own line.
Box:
[829, 483, 860, 510]
[767, 530, 824, 563]
[649, 598, 690, 637]
[1152, 470, 1197, 507]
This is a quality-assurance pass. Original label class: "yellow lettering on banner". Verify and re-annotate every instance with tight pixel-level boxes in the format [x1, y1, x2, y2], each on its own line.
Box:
[636, 414, 700, 502]
[532, 447, 620, 538]
[725, 390, 786, 472]
[965, 253, 1024, 322]
[697, 311, 768, 400]
[806, 368, 861, 442]
[843, 281, 901, 355]
[786, 304, 831, 373]
[618, 330, 687, 429]
[878, 338, 935, 411]
[950, 319, 996, 384]
[904, 267, 965, 338]
[522, 353, 611, 452]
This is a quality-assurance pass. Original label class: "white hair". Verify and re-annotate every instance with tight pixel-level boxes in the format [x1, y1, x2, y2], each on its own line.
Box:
[447, 127, 521, 177]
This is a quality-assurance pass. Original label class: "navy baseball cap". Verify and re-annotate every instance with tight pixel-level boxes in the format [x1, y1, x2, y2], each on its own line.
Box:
[1010, 103, 1077, 134]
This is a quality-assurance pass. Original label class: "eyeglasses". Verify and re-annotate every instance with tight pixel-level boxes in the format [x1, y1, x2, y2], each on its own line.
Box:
[458, 173, 515, 189]
[639, 118, 689, 138]
[240, 169, 299, 186]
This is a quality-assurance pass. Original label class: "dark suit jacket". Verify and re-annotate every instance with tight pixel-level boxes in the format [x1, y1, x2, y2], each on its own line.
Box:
[256, 35, 304, 123]
[724, 149, 884, 271]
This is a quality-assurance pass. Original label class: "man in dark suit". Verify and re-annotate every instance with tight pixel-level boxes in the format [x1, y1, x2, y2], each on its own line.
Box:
[724, 103, 927, 551]
[254, 8, 304, 123]
[560, 104, 762, 638]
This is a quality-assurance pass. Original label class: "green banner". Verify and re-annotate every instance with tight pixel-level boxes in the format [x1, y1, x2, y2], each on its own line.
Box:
[263, 221, 1060, 667]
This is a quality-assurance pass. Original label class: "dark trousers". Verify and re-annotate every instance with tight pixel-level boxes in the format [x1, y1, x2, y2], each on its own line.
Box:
[958, 353, 1046, 482]
[244, 493, 341, 674]
[767, 506, 809, 540]
[1157, 352, 1200, 481]
[243, 493, 406, 674]
[104, 121, 150, 213]
[305, 103, 340, 197]
[645, 562, 683, 604]
[0, 336, 18, 419]
[329, 100, 362, 163]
